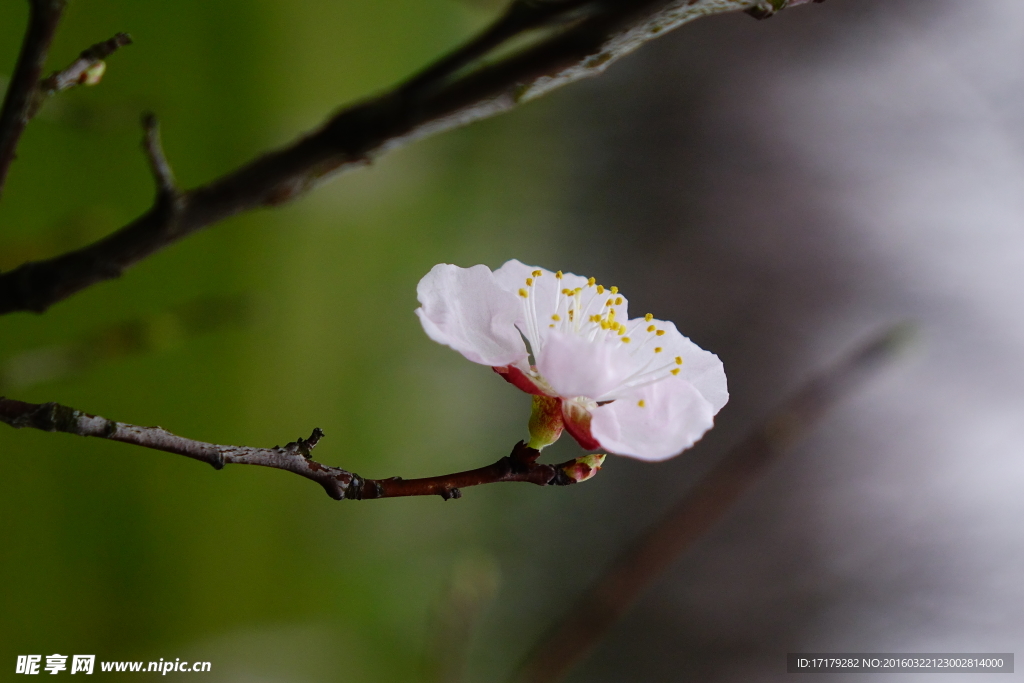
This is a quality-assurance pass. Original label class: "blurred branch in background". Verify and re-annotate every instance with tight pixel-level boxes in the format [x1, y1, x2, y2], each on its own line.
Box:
[511, 324, 912, 683]
[0, 1, 131, 199]
[0, 0, 66, 200]
[424, 553, 503, 683]
[0, 0, 824, 316]
[0, 295, 249, 393]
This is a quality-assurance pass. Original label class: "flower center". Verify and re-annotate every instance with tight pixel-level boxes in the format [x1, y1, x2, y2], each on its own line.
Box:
[514, 270, 686, 401]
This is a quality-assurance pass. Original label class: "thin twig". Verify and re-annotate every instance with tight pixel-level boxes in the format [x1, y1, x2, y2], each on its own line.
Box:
[511, 325, 912, 683]
[140, 113, 179, 203]
[0, 0, 825, 316]
[32, 32, 133, 116]
[0, 0, 68, 200]
[0, 396, 592, 500]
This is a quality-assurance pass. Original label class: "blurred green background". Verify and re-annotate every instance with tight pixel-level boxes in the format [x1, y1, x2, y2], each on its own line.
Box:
[0, 1, 599, 680]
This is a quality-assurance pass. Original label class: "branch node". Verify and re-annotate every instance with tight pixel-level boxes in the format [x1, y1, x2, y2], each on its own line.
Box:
[140, 112, 181, 209]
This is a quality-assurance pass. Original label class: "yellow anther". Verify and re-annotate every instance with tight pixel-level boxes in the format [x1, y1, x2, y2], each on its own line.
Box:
[610, 286, 619, 294]
[533, 270, 542, 277]
[615, 296, 623, 305]
[519, 289, 528, 298]
[526, 277, 533, 286]
[622, 337, 631, 343]
[551, 314, 561, 321]
[601, 321, 610, 330]
[644, 313, 653, 322]
[556, 271, 563, 279]
[647, 325, 656, 333]
[574, 287, 583, 294]
[654, 347, 663, 353]
[562, 288, 572, 296]
[656, 329, 665, 336]
[568, 310, 575, 320]
[550, 324, 555, 328]
[675, 356, 683, 365]
[671, 368, 680, 375]
[587, 277, 596, 286]
[638, 400, 646, 408]
[606, 298, 614, 306]
[596, 285, 605, 294]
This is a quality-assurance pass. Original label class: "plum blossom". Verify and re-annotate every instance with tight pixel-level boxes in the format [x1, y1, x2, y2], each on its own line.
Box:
[415, 260, 728, 461]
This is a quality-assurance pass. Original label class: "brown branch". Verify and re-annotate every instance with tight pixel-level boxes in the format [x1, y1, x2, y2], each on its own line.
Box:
[0, 0, 826, 317]
[0, 396, 593, 500]
[0, 0, 67, 200]
[511, 324, 912, 683]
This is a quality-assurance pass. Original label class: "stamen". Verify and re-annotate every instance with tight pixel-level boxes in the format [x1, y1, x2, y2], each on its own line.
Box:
[526, 277, 533, 286]
[671, 368, 680, 375]
[656, 329, 665, 336]
[637, 400, 646, 408]
[518, 289, 528, 298]
[615, 296, 623, 305]
[596, 285, 605, 294]
[675, 356, 683, 365]
[533, 270, 542, 277]
[654, 347, 663, 353]
[644, 313, 653, 322]
[647, 325, 656, 333]
[551, 314, 561, 321]
[622, 337, 631, 343]
[610, 286, 619, 294]
[587, 277, 596, 286]
[556, 271, 563, 279]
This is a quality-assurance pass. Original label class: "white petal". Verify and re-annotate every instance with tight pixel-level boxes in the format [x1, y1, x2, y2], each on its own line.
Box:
[535, 330, 638, 400]
[415, 263, 528, 367]
[589, 377, 715, 461]
[621, 319, 728, 414]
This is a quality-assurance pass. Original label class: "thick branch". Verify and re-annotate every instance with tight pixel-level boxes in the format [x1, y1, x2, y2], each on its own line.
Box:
[0, 0, 67, 199]
[0, 396, 586, 500]
[511, 324, 911, 683]
[0, 0, 823, 316]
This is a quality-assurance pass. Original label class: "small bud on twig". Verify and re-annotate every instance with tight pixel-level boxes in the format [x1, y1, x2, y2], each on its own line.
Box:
[561, 453, 606, 483]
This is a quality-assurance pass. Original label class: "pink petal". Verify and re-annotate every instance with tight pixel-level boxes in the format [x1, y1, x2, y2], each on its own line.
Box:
[535, 330, 639, 400]
[562, 399, 602, 450]
[415, 263, 528, 367]
[493, 364, 546, 395]
[589, 376, 715, 461]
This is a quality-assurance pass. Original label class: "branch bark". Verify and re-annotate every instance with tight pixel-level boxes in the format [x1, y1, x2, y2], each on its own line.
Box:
[0, 396, 592, 500]
[511, 324, 910, 683]
[0, 0, 823, 316]
[0, 0, 67, 200]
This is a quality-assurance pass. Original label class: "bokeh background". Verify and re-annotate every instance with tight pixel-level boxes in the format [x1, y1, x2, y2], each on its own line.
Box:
[2, 0, 1023, 681]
